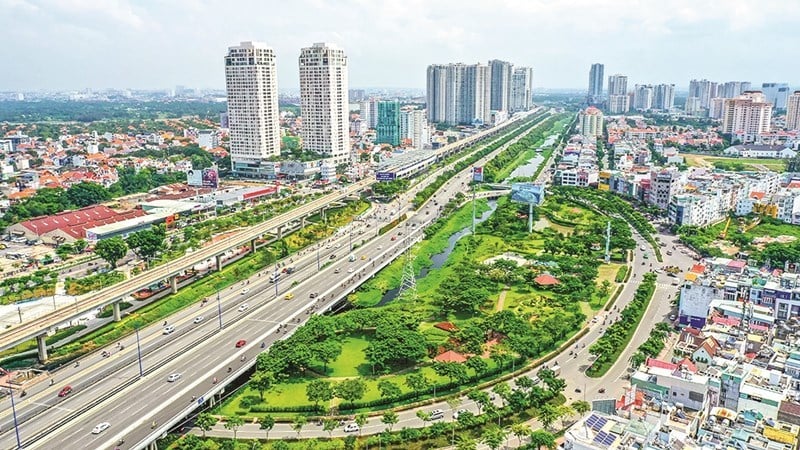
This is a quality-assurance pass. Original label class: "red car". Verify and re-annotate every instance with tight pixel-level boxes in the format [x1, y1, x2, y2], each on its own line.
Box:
[391, 236, 397, 241]
[58, 386, 73, 397]
[235, 339, 246, 348]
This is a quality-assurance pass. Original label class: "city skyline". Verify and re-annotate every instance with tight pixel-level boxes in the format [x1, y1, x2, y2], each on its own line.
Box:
[1, 0, 799, 91]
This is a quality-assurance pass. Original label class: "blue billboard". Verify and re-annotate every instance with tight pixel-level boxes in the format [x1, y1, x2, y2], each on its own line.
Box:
[511, 183, 545, 206]
[376, 172, 397, 182]
[472, 166, 484, 182]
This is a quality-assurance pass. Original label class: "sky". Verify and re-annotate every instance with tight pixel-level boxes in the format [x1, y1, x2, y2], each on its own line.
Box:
[2, 0, 799, 92]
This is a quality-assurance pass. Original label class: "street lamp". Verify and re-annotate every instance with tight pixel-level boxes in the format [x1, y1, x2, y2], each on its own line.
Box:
[274, 262, 279, 298]
[216, 289, 223, 330]
[135, 328, 144, 378]
[317, 244, 321, 271]
[7, 388, 21, 449]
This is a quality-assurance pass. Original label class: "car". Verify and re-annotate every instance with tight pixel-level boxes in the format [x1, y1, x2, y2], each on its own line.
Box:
[92, 422, 111, 434]
[666, 250, 673, 255]
[193, 316, 204, 324]
[377, 245, 383, 250]
[598, 388, 606, 393]
[430, 409, 445, 420]
[343, 423, 360, 433]
[309, 292, 318, 298]
[452, 408, 469, 420]
[163, 325, 176, 335]
[284, 293, 294, 300]
[391, 236, 397, 241]
[235, 339, 247, 348]
[640, 246, 646, 251]
[329, 254, 337, 260]
[669, 314, 677, 321]
[58, 386, 73, 397]
[237, 303, 249, 312]
[361, 255, 367, 260]
[240, 288, 250, 295]
[167, 373, 182, 382]
[334, 268, 341, 273]
[574, 387, 582, 393]
[347, 267, 355, 273]
[335, 243, 341, 248]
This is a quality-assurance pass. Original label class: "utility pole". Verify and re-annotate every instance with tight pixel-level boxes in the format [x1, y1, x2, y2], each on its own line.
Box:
[605, 220, 612, 263]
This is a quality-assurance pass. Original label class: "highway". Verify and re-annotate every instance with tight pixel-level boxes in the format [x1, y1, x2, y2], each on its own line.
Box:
[0, 111, 554, 450]
[0, 109, 542, 353]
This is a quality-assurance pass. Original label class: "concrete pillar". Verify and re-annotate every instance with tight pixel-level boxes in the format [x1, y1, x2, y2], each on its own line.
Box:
[301, 216, 306, 228]
[277, 226, 283, 240]
[251, 238, 257, 253]
[112, 301, 121, 322]
[36, 334, 48, 362]
[215, 254, 223, 272]
[321, 207, 326, 223]
[171, 276, 178, 294]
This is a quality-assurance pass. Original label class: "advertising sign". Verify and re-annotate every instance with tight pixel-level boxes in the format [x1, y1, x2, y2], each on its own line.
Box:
[375, 172, 397, 182]
[201, 168, 219, 188]
[511, 183, 545, 206]
[472, 166, 484, 182]
[186, 169, 203, 187]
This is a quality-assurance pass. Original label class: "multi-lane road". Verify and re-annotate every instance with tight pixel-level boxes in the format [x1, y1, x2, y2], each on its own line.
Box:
[0, 111, 555, 450]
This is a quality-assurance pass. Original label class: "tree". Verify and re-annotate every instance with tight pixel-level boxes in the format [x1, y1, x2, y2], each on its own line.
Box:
[467, 390, 491, 414]
[465, 356, 489, 377]
[434, 361, 469, 386]
[223, 415, 244, 443]
[126, 225, 166, 264]
[292, 416, 307, 438]
[481, 425, 507, 450]
[455, 436, 478, 450]
[251, 370, 275, 401]
[306, 379, 334, 407]
[73, 239, 88, 254]
[195, 412, 217, 438]
[537, 403, 560, 430]
[312, 340, 342, 374]
[571, 400, 591, 416]
[543, 377, 566, 397]
[377, 379, 402, 401]
[529, 430, 557, 450]
[416, 410, 432, 428]
[65, 181, 111, 208]
[259, 415, 275, 440]
[272, 441, 290, 450]
[93, 237, 128, 268]
[323, 418, 338, 438]
[489, 346, 513, 370]
[336, 378, 367, 404]
[381, 410, 399, 431]
[354, 412, 369, 436]
[405, 372, 429, 395]
[511, 423, 532, 445]
[493, 382, 512, 407]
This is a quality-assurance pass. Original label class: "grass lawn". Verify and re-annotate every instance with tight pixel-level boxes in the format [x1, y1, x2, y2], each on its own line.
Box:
[597, 263, 623, 284]
[310, 333, 372, 377]
[684, 154, 786, 172]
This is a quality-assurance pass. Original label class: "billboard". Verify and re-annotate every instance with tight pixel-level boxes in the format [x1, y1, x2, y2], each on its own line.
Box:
[511, 183, 545, 206]
[376, 172, 397, 182]
[201, 168, 219, 188]
[186, 169, 203, 187]
[472, 166, 484, 182]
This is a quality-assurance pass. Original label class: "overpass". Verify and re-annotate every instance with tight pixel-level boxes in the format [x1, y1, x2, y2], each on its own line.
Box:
[0, 108, 543, 356]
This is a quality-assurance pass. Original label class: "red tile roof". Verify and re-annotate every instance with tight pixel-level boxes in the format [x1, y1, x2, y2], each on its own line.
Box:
[19, 205, 147, 240]
[434, 350, 468, 363]
[646, 358, 677, 371]
[534, 274, 560, 286]
[434, 322, 459, 333]
[690, 264, 706, 274]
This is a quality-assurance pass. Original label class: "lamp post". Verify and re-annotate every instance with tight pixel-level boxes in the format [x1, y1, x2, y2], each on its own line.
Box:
[216, 289, 223, 330]
[316, 245, 321, 271]
[8, 389, 21, 449]
[274, 263, 279, 298]
[135, 327, 144, 378]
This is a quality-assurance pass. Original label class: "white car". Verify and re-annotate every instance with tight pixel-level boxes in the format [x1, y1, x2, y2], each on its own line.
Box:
[430, 409, 445, 420]
[193, 316, 204, 324]
[347, 267, 355, 273]
[343, 423, 359, 433]
[240, 288, 250, 295]
[91, 422, 110, 434]
[163, 325, 175, 335]
[238, 303, 249, 312]
[167, 373, 182, 382]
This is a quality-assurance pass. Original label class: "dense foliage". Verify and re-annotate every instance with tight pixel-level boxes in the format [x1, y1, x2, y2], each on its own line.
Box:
[0, 100, 227, 123]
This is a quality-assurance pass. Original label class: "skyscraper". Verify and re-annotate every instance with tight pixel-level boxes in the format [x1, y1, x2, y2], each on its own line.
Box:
[400, 107, 429, 149]
[579, 107, 603, 138]
[688, 79, 718, 109]
[719, 81, 751, 99]
[721, 91, 772, 136]
[489, 59, 513, 112]
[787, 91, 800, 131]
[426, 64, 448, 124]
[587, 63, 604, 105]
[376, 100, 401, 146]
[607, 74, 629, 114]
[427, 62, 491, 126]
[299, 42, 350, 164]
[633, 85, 654, 111]
[762, 83, 791, 109]
[224, 41, 281, 177]
[510, 67, 534, 113]
[653, 84, 675, 110]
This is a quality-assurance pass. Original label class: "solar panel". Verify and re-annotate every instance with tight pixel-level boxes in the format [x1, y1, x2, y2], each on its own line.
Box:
[601, 433, 617, 446]
[593, 431, 607, 444]
[586, 414, 608, 431]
